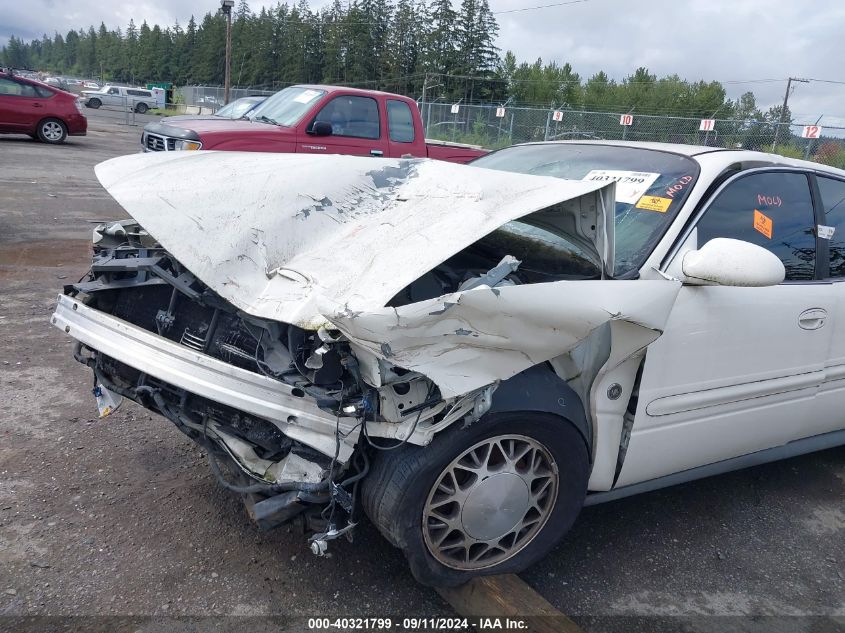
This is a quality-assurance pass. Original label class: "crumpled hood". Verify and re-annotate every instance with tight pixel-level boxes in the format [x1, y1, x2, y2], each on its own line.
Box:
[95, 151, 615, 328]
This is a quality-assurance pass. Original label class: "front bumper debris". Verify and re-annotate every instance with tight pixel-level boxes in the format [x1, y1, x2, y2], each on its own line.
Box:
[51, 293, 359, 461]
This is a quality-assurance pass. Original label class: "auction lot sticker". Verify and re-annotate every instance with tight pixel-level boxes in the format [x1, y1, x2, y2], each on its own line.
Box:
[754, 209, 773, 239]
[635, 195, 673, 213]
[582, 170, 660, 204]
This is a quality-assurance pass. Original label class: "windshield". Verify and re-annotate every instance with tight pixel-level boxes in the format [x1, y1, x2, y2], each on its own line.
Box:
[215, 97, 264, 119]
[472, 143, 700, 276]
[246, 87, 326, 126]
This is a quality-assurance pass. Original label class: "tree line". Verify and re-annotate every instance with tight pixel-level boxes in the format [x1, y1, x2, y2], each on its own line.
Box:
[1, 0, 786, 123]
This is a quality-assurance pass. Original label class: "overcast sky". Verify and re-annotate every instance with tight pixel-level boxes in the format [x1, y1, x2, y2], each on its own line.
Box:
[2, 0, 844, 123]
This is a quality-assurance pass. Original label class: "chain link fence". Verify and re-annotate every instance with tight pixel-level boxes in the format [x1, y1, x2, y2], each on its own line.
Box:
[420, 102, 845, 159]
[176, 86, 275, 111]
[174, 85, 845, 165]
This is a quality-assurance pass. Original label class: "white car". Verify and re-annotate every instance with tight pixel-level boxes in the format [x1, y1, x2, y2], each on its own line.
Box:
[82, 84, 156, 113]
[52, 142, 845, 586]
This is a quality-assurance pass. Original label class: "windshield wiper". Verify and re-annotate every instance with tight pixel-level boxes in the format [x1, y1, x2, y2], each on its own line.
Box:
[252, 115, 278, 125]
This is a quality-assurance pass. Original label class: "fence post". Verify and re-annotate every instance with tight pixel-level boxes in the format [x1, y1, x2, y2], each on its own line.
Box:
[544, 110, 552, 141]
[124, 95, 129, 126]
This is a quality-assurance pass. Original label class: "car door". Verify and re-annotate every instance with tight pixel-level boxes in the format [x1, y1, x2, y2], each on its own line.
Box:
[299, 95, 388, 157]
[617, 169, 834, 486]
[0, 77, 46, 132]
[808, 174, 845, 437]
[104, 87, 121, 106]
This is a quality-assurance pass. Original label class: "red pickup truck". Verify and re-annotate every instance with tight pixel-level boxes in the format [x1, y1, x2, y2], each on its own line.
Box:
[141, 84, 487, 164]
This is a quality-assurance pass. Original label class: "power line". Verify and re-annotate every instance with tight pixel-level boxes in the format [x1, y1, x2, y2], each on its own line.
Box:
[805, 78, 845, 86]
[493, 0, 593, 15]
[420, 71, 788, 86]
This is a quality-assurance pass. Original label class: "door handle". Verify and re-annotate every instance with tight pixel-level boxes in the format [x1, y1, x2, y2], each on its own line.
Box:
[798, 308, 827, 330]
[370, 150, 384, 157]
[33, 103, 44, 108]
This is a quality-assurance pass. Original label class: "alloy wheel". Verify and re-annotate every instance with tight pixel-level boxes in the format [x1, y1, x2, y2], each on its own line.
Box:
[42, 121, 64, 142]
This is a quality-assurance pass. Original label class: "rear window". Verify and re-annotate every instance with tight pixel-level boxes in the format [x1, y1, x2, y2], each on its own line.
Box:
[387, 100, 415, 143]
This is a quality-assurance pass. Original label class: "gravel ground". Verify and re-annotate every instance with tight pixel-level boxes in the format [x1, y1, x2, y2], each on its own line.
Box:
[0, 113, 843, 632]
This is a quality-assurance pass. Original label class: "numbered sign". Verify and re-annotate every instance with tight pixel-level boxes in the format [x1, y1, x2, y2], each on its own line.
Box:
[450, 103, 460, 114]
[496, 107, 506, 118]
[619, 114, 634, 126]
[552, 110, 563, 122]
[802, 125, 822, 139]
[699, 119, 716, 131]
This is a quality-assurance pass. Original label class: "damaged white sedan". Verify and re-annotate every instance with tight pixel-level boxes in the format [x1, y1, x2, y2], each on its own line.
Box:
[53, 142, 845, 586]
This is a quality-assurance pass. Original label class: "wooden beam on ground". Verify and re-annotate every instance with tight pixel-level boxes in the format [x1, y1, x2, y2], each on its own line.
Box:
[436, 574, 584, 633]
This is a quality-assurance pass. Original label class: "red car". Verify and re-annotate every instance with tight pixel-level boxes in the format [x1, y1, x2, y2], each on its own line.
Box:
[0, 71, 87, 144]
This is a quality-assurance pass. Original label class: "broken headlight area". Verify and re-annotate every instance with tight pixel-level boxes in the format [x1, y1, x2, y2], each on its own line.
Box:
[62, 234, 491, 548]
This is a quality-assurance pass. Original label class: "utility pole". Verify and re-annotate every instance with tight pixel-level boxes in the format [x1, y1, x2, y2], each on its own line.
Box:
[772, 77, 809, 151]
[220, 0, 234, 105]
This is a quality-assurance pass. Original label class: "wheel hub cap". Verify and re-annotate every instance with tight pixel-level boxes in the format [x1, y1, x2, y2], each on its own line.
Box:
[422, 434, 558, 570]
[462, 473, 529, 540]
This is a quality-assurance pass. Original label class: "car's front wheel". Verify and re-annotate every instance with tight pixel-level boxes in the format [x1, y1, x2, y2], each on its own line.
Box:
[37, 118, 67, 144]
[362, 411, 589, 586]
[87, 98, 101, 109]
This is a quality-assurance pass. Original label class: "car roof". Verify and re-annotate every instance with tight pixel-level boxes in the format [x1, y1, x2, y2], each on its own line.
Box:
[515, 139, 845, 179]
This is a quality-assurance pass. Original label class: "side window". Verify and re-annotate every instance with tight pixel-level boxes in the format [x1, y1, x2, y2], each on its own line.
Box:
[108, 88, 120, 95]
[0, 78, 20, 95]
[314, 96, 380, 140]
[0, 79, 38, 97]
[387, 100, 415, 143]
[696, 171, 816, 281]
[17, 83, 38, 97]
[816, 176, 845, 277]
[34, 85, 53, 98]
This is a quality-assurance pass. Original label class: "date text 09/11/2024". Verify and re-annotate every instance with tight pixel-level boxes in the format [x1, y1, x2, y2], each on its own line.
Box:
[307, 617, 530, 630]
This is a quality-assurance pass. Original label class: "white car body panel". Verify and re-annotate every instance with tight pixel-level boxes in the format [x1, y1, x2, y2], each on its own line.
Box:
[326, 279, 680, 399]
[617, 282, 835, 486]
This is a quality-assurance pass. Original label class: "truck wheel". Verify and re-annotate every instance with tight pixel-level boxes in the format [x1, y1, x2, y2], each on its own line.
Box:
[87, 98, 101, 109]
[361, 411, 589, 587]
[135, 102, 149, 114]
[37, 118, 67, 144]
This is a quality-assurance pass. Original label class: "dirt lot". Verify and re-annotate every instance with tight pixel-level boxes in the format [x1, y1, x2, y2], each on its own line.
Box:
[1, 113, 843, 631]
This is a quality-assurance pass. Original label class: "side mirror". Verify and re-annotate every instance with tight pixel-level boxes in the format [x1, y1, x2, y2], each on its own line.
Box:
[309, 121, 333, 136]
[681, 238, 785, 287]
